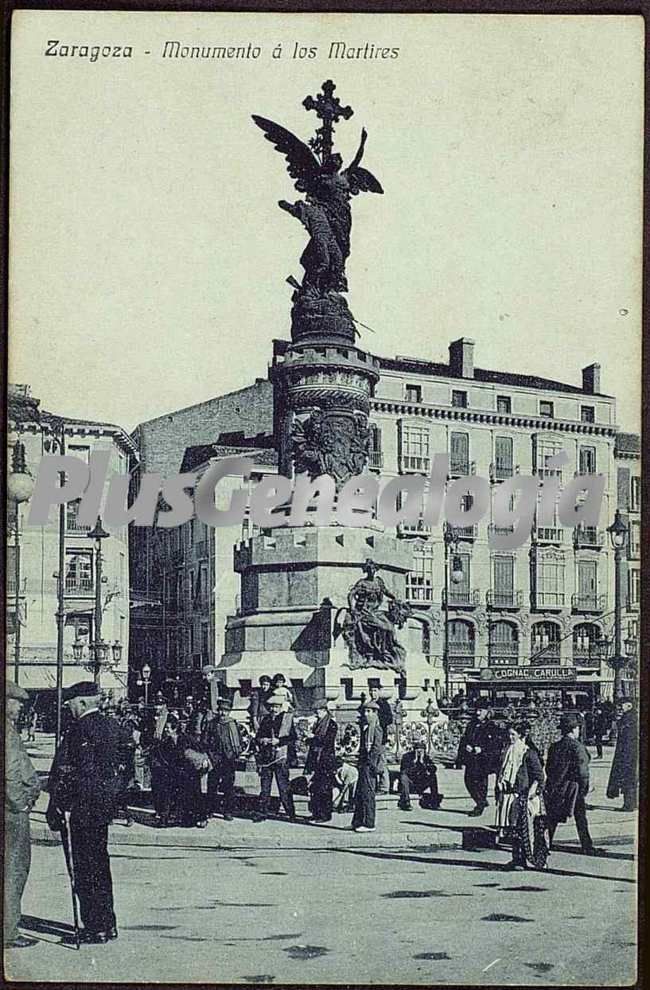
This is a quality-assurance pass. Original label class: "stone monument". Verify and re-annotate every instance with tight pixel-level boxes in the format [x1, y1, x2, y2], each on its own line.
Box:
[218, 83, 430, 718]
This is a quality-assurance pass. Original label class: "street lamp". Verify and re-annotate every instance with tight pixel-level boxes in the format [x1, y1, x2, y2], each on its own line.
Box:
[420, 696, 439, 758]
[87, 516, 110, 686]
[442, 523, 462, 702]
[138, 663, 152, 706]
[607, 510, 628, 701]
[7, 440, 34, 684]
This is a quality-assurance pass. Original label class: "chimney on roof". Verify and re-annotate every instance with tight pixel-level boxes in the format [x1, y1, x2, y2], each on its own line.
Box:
[449, 338, 475, 379]
[582, 363, 601, 394]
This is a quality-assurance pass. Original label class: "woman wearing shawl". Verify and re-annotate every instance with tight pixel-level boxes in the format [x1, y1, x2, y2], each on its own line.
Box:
[305, 700, 338, 822]
[495, 721, 549, 871]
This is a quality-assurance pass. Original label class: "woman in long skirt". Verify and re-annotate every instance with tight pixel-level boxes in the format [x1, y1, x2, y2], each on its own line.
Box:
[495, 721, 549, 871]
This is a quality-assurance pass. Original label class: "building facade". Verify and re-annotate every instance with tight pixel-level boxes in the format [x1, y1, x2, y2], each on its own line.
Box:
[129, 337, 637, 710]
[7, 385, 135, 714]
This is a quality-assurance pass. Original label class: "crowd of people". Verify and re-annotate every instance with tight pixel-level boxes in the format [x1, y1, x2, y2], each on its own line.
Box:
[4, 674, 640, 949]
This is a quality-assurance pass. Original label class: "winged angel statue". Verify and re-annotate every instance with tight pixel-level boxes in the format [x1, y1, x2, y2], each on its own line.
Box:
[252, 81, 383, 299]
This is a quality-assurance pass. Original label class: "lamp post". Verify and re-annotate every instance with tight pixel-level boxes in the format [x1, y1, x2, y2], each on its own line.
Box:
[87, 517, 110, 685]
[442, 523, 463, 702]
[137, 664, 152, 706]
[7, 440, 35, 685]
[420, 696, 439, 758]
[607, 510, 628, 702]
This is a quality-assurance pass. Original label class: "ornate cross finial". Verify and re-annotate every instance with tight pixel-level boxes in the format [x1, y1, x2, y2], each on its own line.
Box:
[303, 80, 353, 164]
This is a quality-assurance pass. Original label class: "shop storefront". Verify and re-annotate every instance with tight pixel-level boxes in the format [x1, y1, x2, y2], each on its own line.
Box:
[465, 665, 603, 710]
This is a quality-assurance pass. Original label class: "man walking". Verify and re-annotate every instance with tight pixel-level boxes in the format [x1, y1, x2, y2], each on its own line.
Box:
[46, 681, 125, 943]
[5, 680, 42, 949]
[545, 713, 597, 855]
[204, 696, 243, 820]
[351, 700, 384, 833]
[455, 700, 500, 816]
[253, 692, 297, 822]
[398, 740, 443, 811]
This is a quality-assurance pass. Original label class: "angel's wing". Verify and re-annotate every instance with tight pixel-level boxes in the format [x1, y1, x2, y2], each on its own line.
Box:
[252, 115, 321, 191]
[346, 165, 384, 195]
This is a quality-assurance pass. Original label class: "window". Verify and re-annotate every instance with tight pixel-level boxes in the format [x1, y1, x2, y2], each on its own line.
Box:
[405, 384, 422, 404]
[491, 556, 515, 607]
[452, 389, 467, 408]
[533, 551, 565, 607]
[447, 620, 476, 668]
[539, 400, 554, 418]
[406, 548, 434, 604]
[630, 520, 641, 558]
[581, 405, 595, 423]
[65, 613, 93, 646]
[68, 444, 90, 464]
[368, 424, 383, 470]
[628, 568, 640, 607]
[400, 424, 430, 472]
[65, 551, 94, 594]
[575, 560, 598, 610]
[578, 445, 596, 475]
[448, 552, 471, 605]
[494, 436, 513, 480]
[497, 395, 512, 414]
[449, 431, 469, 475]
[630, 476, 640, 512]
[201, 622, 209, 660]
[533, 436, 564, 480]
[6, 546, 17, 595]
[489, 621, 518, 665]
[573, 623, 602, 665]
[531, 621, 561, 662]
[66, 498, 90, 533]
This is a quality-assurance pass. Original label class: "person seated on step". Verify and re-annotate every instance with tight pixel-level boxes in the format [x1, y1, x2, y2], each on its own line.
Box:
[398, 740, 443, 812]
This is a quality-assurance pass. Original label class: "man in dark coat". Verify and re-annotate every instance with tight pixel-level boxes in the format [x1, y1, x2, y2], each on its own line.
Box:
[368, 686, 393, 793]
[252, 693, 297, 822]
[305, 700, 338, 822]
[455, 701, 500, 816]
[398, 741, 442, 811]
[352, 701, 384, 832]
[607, 701, 638, 811]
[46, 682, 125, 943]
[592, 704, 609, 759]
[5, 680, 42, 949]
[545, 713, 596, 855]
[204, 696, 243, 820]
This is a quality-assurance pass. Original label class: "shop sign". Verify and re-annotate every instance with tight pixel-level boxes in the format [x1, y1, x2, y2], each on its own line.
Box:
[480, 666, 578, 682]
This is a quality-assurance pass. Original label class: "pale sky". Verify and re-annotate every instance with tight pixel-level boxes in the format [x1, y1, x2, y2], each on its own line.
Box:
[9, 11, 643, 433]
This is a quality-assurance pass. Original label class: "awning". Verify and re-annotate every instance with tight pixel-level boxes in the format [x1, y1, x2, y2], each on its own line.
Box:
[11, 664, 127, 695]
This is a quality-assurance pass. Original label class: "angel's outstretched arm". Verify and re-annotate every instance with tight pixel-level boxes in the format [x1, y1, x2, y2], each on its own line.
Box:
[349, 127, 368, 171]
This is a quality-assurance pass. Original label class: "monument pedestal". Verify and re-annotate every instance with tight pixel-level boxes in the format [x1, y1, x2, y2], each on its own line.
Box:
[218, 525, 432, 720]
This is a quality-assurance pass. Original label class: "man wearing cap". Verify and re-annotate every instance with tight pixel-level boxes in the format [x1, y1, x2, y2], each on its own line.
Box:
[46, 682, 126, 943]
[545, 713, 597, 855]
[204, 696, 243, 821]
[252, 692, 297, 822]
[455, 700, 500, 816]
[305, 699, 338, 823]
[368, 686, 393, 794]
[5, 680, 42, 949]
[351, 700, 384, 832]
[398, 740, 443, 812]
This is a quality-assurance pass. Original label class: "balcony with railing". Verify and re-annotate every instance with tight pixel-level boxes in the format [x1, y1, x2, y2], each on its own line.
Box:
[398, 519, 432, 538]
[405, 579, 435, 605]
[488, 641, 519, 665]
[573, 526, 604, 549]
[66, 503, 91, 533]
[488, 523, 514, 537]
[486, 589, 523, 609]
[571, 593, 607, 613]
[65, 575, 94, 595]
[572, 644, 603, 667]
[454, 524, 477, 541]
[449, 459, 476, 478]
[533, 526, 564, 544]
[530, 642, 561, 663]
[368, 449, 383, 470]
[447, 641, 477, 669]
[400, 453, 430, 473]
[489, 461, 517, 482]
[444, 588, 481, 608]
[534, 466, 563, 481]
[530, 590, 565, 610]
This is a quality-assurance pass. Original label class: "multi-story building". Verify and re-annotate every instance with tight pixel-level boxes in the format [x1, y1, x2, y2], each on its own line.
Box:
[615, 430, 641, 694]
[6, 385, 135, 716]
[130, 337, 634, 709]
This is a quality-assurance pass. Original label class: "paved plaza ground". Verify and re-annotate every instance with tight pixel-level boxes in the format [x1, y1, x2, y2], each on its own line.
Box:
[5, 737, 638, 986]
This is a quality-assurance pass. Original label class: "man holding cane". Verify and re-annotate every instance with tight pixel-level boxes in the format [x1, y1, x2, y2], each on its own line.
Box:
[46, 682, 124, 944]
